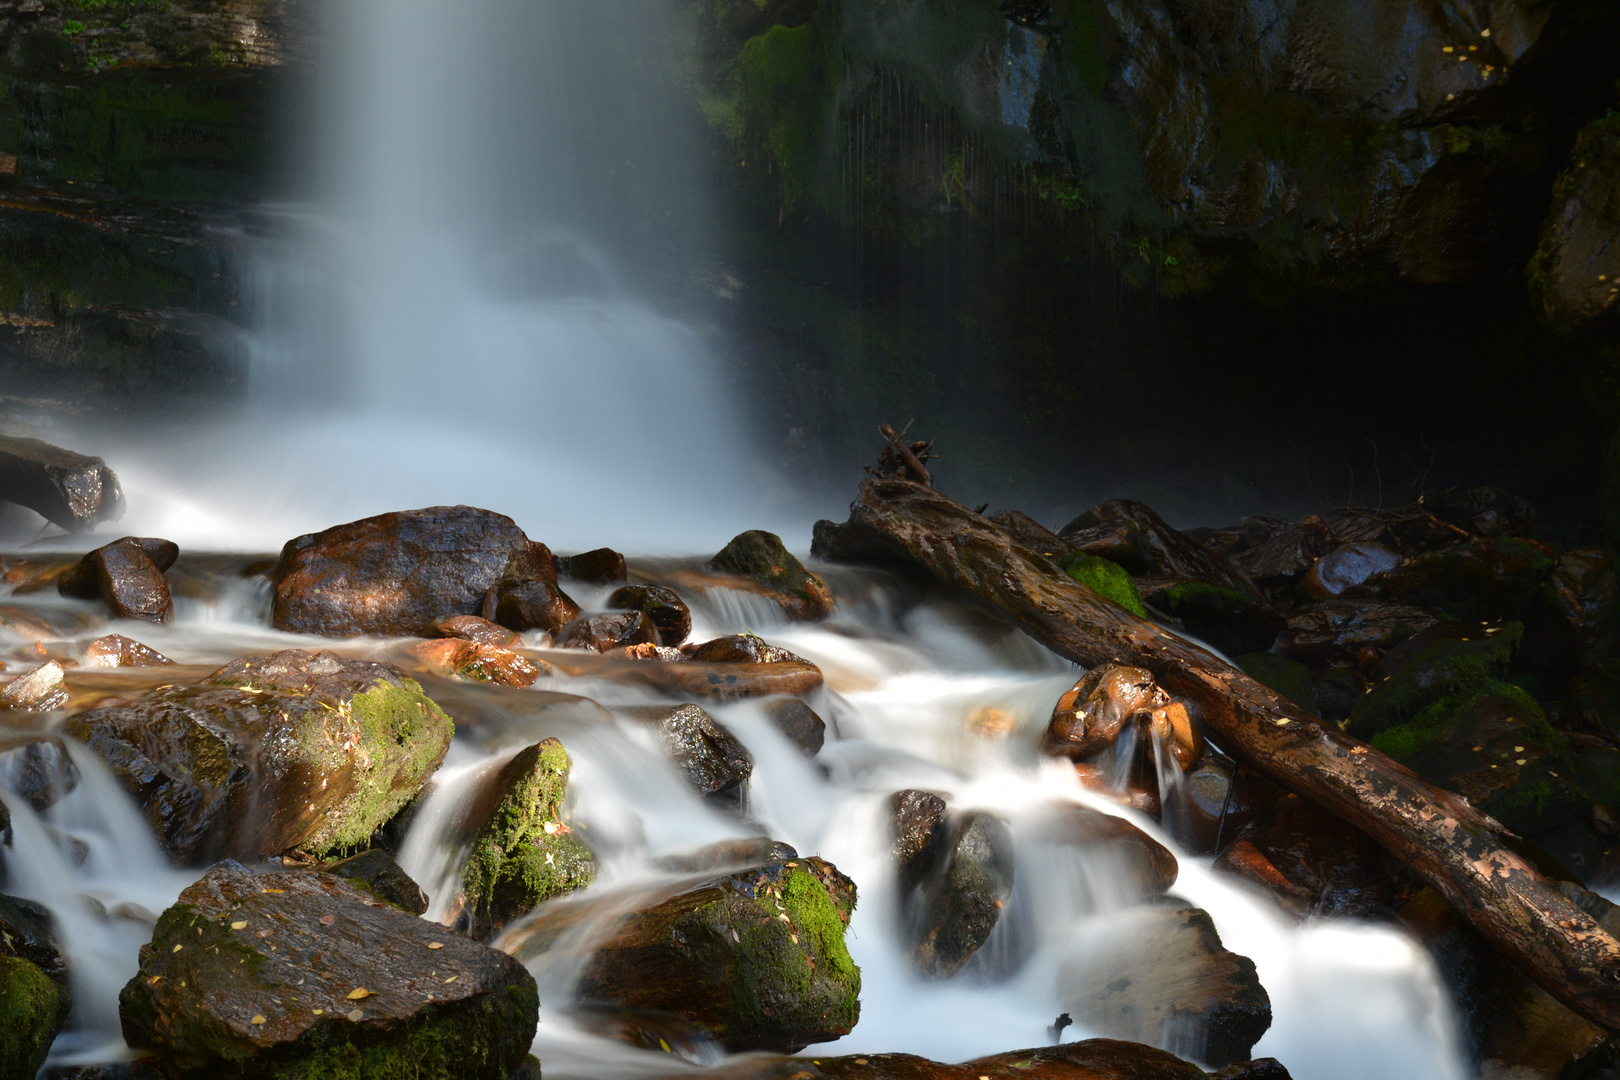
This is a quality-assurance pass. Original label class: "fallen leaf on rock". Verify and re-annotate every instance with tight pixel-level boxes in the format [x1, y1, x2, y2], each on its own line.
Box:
[312, 1009, 323, 1016]
[250, 1015, 266, 1025]
[347, 987, 372, 1000]
[444, 975, 458, 984]
[262, 889, 285, 894]
[319, 915, 336, 926]
[347, 1009, 362, 1022]
[172, 944, 182, 953]
[427, 942, 444, 950]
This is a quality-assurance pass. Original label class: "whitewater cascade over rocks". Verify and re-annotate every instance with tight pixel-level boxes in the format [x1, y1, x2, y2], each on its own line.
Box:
[0, 536, 1469, 1078]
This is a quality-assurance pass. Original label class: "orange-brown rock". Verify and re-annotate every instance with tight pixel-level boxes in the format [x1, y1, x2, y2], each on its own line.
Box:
[408, 639, 546, 687]
[83, 634, 174, 668]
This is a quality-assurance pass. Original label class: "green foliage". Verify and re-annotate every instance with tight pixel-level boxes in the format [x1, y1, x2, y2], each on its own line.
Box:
[1347, 623, 1523, 739]
[62, 20, 85, 35]
[1060, 553, 1145, 617]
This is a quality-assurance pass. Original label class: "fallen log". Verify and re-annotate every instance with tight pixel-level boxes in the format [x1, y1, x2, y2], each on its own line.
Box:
[0, 434, 124, 532]
[813, 476, 1620, 1032]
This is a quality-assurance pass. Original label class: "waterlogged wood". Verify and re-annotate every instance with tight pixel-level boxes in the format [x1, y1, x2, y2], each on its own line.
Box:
[818, 477, 1620, 1033]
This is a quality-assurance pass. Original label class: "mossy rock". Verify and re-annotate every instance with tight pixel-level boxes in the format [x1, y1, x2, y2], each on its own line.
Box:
[120, 863, 538, 1080]
[459, 738, 595, 939]
[1347, 624, 1521, 742]
[508, 848, 859, 1053]
[1378, 538, 1556, 623]
[1059, 552, 1146, 617]
[0, 956, 64, 1080]
[1145, 580, 1285, 656]
[68, 650, 454, 863]
[1234, 652, 1316, 713]
[708, 530, 834, 621]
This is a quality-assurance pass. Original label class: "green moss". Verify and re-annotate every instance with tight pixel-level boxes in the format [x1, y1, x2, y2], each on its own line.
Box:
[1235, 652, 1316, 712]
[730, 868, 860, 1035]
[311, 680, 454, 856]
[1057, 0, 1108, 97]
[462, 739, 595, 932]
[1347, 623, 1523, 740]
[0, 957, 62, 1080]
[1059, 553, 1146, 617]
[62, 20, 85, 35]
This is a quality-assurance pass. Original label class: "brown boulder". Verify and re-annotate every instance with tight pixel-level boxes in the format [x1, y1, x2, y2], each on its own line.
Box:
[58, 537, 173, 623]
[1042, 666, 1167, 760]
[638, 703, 753, 800]
[272, 506, 554, 637]
[0, 434, 124, 533]
[888, 789, 951, 894]
[607, 584, 692, 646]
[67, 650, 453, 863]
[559, 547, 628, 584]
[1058, 906, 1271, 1068]
[487, 576, 581, 634]
[1025, 802, 1178, 896]
[119, 862, 538, 1079]
[688, 633, 809, 664]
[763, 698, 826, 756]
[555, 611, 658, 651]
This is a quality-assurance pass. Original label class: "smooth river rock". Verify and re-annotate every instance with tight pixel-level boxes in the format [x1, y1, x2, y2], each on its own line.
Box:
[0, 434, 124, 533]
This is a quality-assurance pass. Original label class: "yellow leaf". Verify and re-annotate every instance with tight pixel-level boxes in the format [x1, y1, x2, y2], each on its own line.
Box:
[231, 921, 247, 930]
[347, 987, 372, 1000]
[261, 889, 285, 894]
[250, 1015, 266, 1025]
[444, 975, 458, 984]
[172, 944, 183, 953]
[427, 942, 444, 950]
[312, 1009, 324, 1016]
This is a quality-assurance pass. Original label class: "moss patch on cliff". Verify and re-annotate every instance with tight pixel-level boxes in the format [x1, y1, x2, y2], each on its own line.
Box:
[0, 957, 63, 1080]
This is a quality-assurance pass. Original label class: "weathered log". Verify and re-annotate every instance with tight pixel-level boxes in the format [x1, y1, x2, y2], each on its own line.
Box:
[0, 435, 124, 532]
[814, 477, 1620, 1032]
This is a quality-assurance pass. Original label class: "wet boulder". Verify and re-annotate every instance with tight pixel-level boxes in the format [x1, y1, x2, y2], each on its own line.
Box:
[456, 738, 595, 939]
[1234, 653, 1315, 713]
[57, 537, 174, 623]
[67, 650, 454, 864]
[1540, 547, 1617, 655]
[1042, 666, 1167, 760]
[888, 789, 951, 894]
[607, 584, 692, 646]
[675, 1038, 1212, 1079]
[1377, 537, 1555, 622]
[642, 703, 753, 802]
[0, 434, 124, 532]
[272, 505, 555, 637]
[1215, 794, 1409, 918]
[0, 661, 66, 712]
[119, 862, 538, 1080]
[59, 537, 178, 596]
[431, 615, 518, 649]
[1296, 542, 1404, 601]
[559, 547, 627, 585]
[1234, 519, 1334, 591]
[486, 576, 581, 635]
[0, 892, 70, 993]
[0, 733, 78, 811]
[687, 633, 809, 665]
[763, 698, 825, 756]
[1531, 112, 1620, 330]
[707, 530, 834, 621]
[910, 810, 1014, 978]
[504, 848, 859, 1053]
[0, 955, 66, 1080]
[83, 633, 174, 668]
[554, 611, 658, 652]
[1058, 906, 1271, 1068]
[408, 638, 545, 687]
[318, 849, 429, 916]
[1276, 599, 1439, 667]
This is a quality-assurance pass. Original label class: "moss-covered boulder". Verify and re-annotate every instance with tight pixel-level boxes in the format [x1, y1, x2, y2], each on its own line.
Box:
[0, 892, 70, 993]
[1144, 580, 1285, 657]
[0, 955, 65, 1080]
[119, 862, 538, 1080]
[67, 649, 453, 864]
[1346, 622, 1523, 741]
[1059, 552, 1145, 618]
[707, 530, 834, 621]
[1234, 652, 1316, 714]
[457, 738, 595, 940]
[504, 846, 859, 1053]
[318, 849, 429, 916]
[1377, 537, 1556, 622]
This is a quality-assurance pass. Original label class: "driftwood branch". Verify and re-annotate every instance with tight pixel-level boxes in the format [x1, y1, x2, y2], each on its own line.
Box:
[877, 423, 934, 487]
[815, 476, 1620, 1032]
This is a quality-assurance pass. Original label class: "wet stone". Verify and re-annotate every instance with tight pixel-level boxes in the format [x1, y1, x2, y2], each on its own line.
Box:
[488, 576, 581, 634]
[559, 547, 627, 585]
[408, 638, 546, 687]
[118, 862, 539, 1080]
[1042, 666, 1167, 760]
[0, 892, 71, 993]
[1275, 600, 1439, 666]
[83, 634, 174, 668]
[0, 733, 78, 811]
[0, 661, 66, 712]
[317, 849, 429, 916]
[554, 611, 657, 652]
[646, 703, 753, 801]
[1296, 542, 1403, 601]
[0, 434, 124, 533]
[763, 697, 826, 756]
[431, 614, 518, 649]
[58, 538, 173, 624]
[1024, 801, 1178, 895]
[607, 584, 692, 646]
[707, 530, 834, 622]
[888, 789, 951, 895]
[687, 633, 809, 665]
[911, 810, 1014, 978]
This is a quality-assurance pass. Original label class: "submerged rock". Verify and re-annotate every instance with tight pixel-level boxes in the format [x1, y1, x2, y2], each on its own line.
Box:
[119, 862, 538, 1080]
[707, 530, 834, 621]
[762, 698, 825, 756]
[0, 661, 66, 712]
[1025, 802, 1178, 897]
[644, 703, 754, 802]
[505, 847, 858, 1053]
[0, 733, 78, 811]
[68, 650, 453, 863]
[1058, 906, 1271, 1068]
[457, 738, 595, 939]
[888, 790, 951, 895]
[272, 505, 554, 638]
[83, 633, 175, 668]
[675, 1037, 1211, 1079]
[0, 434, 124, 533]
[910, 811, 1014, 979]
[607, 584, 692, 646]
